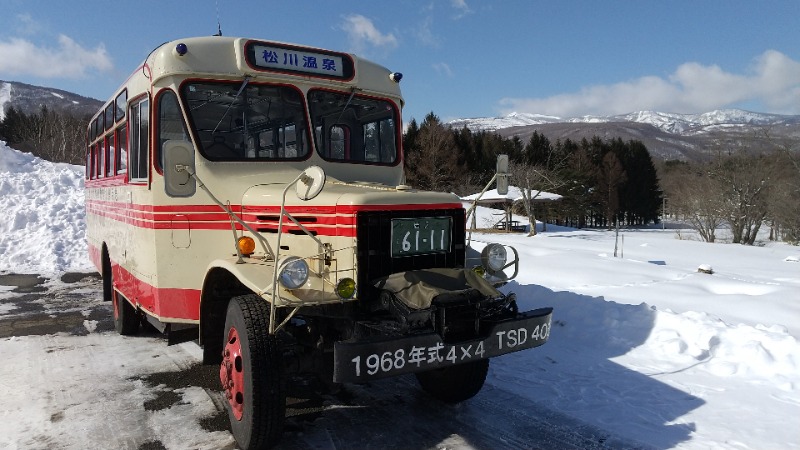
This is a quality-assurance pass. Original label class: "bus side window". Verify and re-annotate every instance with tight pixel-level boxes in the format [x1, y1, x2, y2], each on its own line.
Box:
[129, 99, 149, 183]
[98, 139, 106, 178]
[105, 134, 114, 177]
[363, 118, 395, 163]
[116, 125, 128, 174]
[329, 125, 350, 160]
[115, 90, 127, 122]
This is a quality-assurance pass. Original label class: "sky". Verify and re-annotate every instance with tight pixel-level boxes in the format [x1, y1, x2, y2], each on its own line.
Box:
[2, 140, 800, 448]
[1, 0, 799, 124]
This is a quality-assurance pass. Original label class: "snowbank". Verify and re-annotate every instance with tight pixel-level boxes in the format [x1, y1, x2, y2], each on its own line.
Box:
[0, 142, 92, 275]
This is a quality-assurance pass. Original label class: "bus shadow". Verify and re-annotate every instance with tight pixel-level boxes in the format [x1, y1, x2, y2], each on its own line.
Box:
[277, 283, 701, 449]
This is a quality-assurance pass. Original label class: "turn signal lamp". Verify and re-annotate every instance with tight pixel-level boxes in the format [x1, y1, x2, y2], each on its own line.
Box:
[336, 278, 356, 299]
[472, 265, 486, 277]
[237, 236, 256, 256]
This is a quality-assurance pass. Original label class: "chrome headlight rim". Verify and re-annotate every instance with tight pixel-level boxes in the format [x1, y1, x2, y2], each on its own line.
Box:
[277, 256, 309, 289]
[481, 243, 508, 274]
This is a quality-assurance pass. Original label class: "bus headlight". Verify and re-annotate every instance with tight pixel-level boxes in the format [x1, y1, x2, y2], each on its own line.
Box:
[481, 243, 507, 274]
[336, 278, 356, 299]
[278, 256, 309, 289]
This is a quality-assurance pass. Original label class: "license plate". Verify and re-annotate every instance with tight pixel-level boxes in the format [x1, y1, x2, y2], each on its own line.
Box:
[391, 217, 451, 257]
[333, 308, 553, 383]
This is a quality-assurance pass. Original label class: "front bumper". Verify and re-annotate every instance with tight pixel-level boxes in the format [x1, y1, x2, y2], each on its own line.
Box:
[333, 307, 553, 383]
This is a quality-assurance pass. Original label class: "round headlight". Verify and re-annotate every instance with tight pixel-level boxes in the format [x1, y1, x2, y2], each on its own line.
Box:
[278, 256, 309, 289]
[481, 243, 507, 273]
[336, 278, 356, 299]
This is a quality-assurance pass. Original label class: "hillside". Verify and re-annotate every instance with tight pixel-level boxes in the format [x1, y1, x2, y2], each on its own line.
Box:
[450, 110, 800, 160]
[0, 80, 102, 121]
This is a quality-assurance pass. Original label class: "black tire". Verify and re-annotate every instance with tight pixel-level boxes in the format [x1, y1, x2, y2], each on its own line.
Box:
[101, 249, 113, 303]
[106, 253, 138, 335]
[221, 295, 285, 449]
[113, 290, 139, 335]
[415, 359, 489, 403]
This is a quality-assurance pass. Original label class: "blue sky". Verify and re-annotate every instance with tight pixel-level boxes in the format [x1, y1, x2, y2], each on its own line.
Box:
[1, 0, 799, 124]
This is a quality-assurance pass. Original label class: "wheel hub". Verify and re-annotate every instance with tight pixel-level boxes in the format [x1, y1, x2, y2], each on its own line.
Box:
[220, 327, 245, 420]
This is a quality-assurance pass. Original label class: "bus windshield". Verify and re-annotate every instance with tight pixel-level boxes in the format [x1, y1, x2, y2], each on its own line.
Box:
[308, 89, 398, 165]
[182, 81, 310, 161]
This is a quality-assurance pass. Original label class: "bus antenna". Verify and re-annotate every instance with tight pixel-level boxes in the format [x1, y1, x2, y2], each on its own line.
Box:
[214, 0, 223, 36]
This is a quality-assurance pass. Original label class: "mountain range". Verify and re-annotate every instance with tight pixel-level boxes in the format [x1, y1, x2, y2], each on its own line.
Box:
[0, 80, 102, 122]
[449, 110, 800, 160]
[1, 79, 797, 162]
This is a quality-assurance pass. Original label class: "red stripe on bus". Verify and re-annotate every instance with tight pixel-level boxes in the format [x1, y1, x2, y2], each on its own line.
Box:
[88, 242, 200, 321]
[86, 200, 463, 237]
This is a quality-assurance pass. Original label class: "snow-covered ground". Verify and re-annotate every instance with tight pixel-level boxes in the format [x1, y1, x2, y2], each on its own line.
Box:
[1, 141, 799, 449]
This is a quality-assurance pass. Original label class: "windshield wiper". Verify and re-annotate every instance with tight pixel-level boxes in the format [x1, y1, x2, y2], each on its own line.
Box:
[334, 87, 358, 125]
[212, 76, 251, 135]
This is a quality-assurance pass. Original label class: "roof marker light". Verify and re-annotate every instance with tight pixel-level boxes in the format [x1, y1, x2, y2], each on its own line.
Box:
[389, 72, 403, 83]
[175, 43, 188, 56]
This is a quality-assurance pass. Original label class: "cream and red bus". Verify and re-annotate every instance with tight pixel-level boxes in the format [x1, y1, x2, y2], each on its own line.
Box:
[85, 36, 552, 449]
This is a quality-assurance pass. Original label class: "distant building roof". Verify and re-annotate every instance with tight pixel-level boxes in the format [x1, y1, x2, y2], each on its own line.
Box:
[461, 186, 562, 203]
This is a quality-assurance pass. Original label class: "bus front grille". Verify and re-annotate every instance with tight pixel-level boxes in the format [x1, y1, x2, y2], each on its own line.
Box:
[355, 208, 466, 302]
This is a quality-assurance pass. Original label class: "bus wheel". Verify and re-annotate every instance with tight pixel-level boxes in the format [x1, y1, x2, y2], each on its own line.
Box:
[112, 287, 139, 335]
[220, 295, 285, 449]
[415, 359, 489, 403]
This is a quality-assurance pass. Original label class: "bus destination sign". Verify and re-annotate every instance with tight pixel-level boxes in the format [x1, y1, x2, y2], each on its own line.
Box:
[247, 42, 353, 80]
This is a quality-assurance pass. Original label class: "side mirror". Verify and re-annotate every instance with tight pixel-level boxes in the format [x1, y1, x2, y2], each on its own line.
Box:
[163, 140, 196, 197]
[496, 154, 509, 195]
[296, 165, 326, 200]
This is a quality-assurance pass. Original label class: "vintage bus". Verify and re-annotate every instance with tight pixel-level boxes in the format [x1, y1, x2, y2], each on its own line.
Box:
[85, 36, 552, 449]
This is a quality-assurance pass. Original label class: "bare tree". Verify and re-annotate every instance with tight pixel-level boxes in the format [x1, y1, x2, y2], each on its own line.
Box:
[666, 171, 727, 243]
[709, 152, 773, 245]
[510, 162, 566, 236]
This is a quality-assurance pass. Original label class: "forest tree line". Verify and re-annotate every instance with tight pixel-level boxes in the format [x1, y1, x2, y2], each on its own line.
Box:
[0, 106, 88, 165]
[1, 107, 797, 244]
[404, 112, 663, 233]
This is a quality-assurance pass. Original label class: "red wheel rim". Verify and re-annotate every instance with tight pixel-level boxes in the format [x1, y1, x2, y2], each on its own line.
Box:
[220, 327, 245, 420]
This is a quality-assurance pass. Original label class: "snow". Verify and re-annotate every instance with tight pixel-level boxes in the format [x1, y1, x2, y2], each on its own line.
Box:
[0, 141, 93, 275]
[461, 186, 563, 202]
[0, 82, 11, 122]
[450, 108, 800, 136]
[1, 141, 800, 449]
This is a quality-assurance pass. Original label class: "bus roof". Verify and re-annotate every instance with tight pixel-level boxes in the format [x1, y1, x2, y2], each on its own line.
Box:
[139, 36, 403, 102]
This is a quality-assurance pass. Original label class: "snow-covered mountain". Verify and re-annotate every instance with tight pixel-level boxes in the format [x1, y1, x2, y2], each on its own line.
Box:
[449, 109, 800, 136]
[449, 109, 800, 161]
[0, 80, 102, 121]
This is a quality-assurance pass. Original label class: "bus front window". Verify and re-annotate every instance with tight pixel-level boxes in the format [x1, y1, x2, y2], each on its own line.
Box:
[308, 90, 398, 165]
[182, 81, 309, 161]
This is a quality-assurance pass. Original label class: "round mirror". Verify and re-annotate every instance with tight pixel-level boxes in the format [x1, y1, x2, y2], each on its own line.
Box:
[296, 166, 326, 200]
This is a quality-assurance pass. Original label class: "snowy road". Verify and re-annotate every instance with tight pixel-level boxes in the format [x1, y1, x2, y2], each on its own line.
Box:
[0, 273, 643, 450]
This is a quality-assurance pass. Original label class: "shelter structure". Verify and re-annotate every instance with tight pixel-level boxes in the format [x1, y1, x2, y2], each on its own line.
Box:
[461, 186, 562, 232]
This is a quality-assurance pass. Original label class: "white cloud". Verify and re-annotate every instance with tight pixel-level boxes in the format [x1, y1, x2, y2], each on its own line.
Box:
[339, 14, 398, 55]
[414, 16, 440, 48]
[498, 50, 800, 117]
[451, 0, 473, 19]
[14, 13, 42, 36]
[0, 34, 113, 79]
[433, 62, 453, 77]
